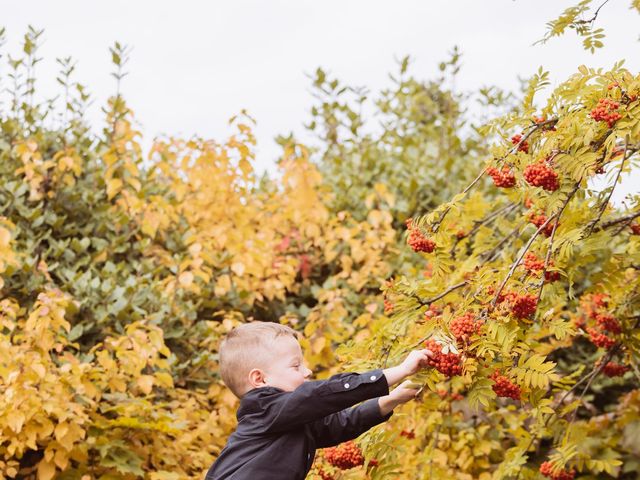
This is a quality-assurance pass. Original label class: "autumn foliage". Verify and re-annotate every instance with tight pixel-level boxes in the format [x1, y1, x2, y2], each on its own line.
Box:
[1, 19, 640, 480]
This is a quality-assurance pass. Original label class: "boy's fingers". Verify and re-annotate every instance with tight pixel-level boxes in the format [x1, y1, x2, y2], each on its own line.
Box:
[420, 348, 434, 358]
[400, 381, 422, 390]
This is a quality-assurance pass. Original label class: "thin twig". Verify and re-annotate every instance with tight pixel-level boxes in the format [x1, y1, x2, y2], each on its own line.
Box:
[492, 183, 580, 307]
[600, 211, 640, 230]
[584, 135, 629, 236]
[432, 120, 557, 233]
[450, 202, 519, 256]
[479, 221, 525, 262]
[415, 281, 468, 307]
[491, 213, 557, 307]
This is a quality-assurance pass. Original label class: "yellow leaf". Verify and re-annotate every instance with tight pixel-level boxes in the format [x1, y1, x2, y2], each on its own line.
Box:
[239, 158, 253, 177]
[178, 271, 194, 287]
[31, 363, 46, 379]
[54, 422, 69, 441]
[155, 371, 174, 388]
[215, 275, 231, 296]
[106, 178, 123, 200]
[37, 459, 56, 480]
[231, 262, 245, 276]
[7, 412, 25, 433]
[312, 336, 326, 353]
[137, 375, 155, 395]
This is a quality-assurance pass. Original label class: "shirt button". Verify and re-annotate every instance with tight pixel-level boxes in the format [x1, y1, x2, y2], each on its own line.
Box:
[344, 383, 350, 389]
[370, 375, 377, 380]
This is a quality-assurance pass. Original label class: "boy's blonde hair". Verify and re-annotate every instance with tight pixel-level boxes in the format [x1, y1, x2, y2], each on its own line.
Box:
[219, 321, 299, 398]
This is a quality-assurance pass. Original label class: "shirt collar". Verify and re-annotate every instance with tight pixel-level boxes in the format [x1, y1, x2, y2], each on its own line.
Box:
[237, 386, 284, 419]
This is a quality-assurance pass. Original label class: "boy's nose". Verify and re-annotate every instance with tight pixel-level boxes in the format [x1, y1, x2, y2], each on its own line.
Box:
[304, 367, 312, 378]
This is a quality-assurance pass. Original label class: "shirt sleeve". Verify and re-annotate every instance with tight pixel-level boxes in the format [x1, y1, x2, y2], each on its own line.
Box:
[244, 369, 389, 435]
[308, 397, 393, 448]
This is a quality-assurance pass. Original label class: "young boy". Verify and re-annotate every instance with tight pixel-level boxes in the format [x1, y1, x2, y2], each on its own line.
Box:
[205, 321, 433, 479]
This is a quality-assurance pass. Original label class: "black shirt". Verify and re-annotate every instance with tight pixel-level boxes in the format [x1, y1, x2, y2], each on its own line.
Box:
[205, 368, 392, 479]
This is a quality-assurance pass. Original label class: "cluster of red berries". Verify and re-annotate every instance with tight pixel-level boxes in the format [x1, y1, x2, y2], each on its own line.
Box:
[523, 197, 533, 209]
[406, 219, 436, 253]
[509, 293, 539, 319]
[590, 98, 622, 128]
[533, 115, 557, 132]
[400, 429, 416, 439]
[450, 312, 482, 342]
[527, 211, 557, 237]
[539, 462, 576, 480]
[424, 339, 463, 377]
[523, 252, 560, 282]
[424, 303, 442, 320]
[456, 230, 466, 239]
[487, 285, 506, 303]
[579, 292, 609, 319]
[587, 327, 616, 349]
[437, 389, 464, 401]
[601, 361, 629, 377]
[578, 293, 618, 349]
[489, 287, 539, 318]
[523, 252, 543, 270]
[630, 224, 640, 235]
[490, 371, 521, 400]
[595, 312, 622, 334]
[511, 134, 529, 153]
[384, 298, 393, 315]
[317, 468, 335, 480]
[486, 166, 517, 188]
[575, 293, 608, 328]
[524, 159, 560, 191]
[324, 441, 364, 470]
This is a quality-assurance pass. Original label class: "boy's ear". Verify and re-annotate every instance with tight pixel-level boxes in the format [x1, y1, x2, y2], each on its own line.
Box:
[248, 368, 268, 388]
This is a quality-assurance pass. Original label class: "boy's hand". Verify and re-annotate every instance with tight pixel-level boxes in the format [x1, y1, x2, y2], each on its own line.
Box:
[400, 348, 434, 376]
[378, 380, 422, 415]
[390, 380, 422, 403]
[382, 348, 434, 387]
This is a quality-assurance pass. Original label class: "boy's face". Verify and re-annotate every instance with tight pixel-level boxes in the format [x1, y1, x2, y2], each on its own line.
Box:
[259, 335, 312, 392]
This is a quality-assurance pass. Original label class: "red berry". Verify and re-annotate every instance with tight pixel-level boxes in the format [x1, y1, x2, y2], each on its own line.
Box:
[595, 312, 621, 334]
[490, 371, 521, 400]
[384, 298, 393, 315]
[630, 224, 640, 235]
[406, 219, 436, 253]
[487, 166, 517, 188]
[524, 159, 559, 191]
[450, 312, 482, 342]
[424, 339, 463, 377]
[317, 468, 335, 480]
[523, 252, 559, 282]
[324, 441, 364, 470]
[524, 196, 534, 209]
[587, 327, 616, 349]
[591, 98, 622, 128]
[540, 461, 576, 480]
[509, 293, 538, 319]
[527, 211, 556, 237]
[400, 429, 416, 439]
[602, 361, 629, 377]
[511, 134, 529, 153]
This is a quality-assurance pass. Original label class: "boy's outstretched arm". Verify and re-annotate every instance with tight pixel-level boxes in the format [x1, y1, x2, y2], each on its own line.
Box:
[245, 348, 433, 435]
[308, 348, 434, 447]
[309, 381, 422, 448]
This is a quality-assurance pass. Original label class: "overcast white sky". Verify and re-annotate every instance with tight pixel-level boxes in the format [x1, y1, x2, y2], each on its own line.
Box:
[5, 0, 639, 204]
